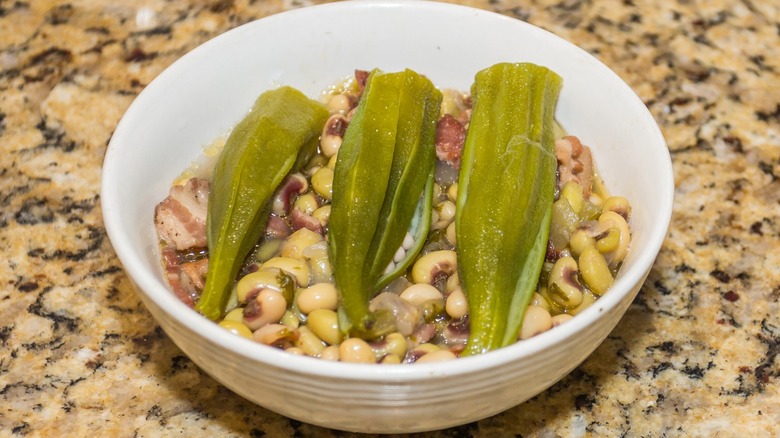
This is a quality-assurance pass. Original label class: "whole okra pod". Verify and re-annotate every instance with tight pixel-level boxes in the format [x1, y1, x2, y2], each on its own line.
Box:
[196, 87, 328, 321]
[329, 69, 442, 338]
[457, 62, 562, 355]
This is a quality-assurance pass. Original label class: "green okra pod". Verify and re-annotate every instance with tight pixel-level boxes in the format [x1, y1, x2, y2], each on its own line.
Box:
[329, 69, 442, 338]
[196, 86, 328, 321]
[457, 62, 562, 355]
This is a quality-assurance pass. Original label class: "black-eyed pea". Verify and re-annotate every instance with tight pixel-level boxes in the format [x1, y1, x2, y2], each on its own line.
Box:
[261, 257, 311, 287]
[252, 324, 296, 346]
[530, 292, 551, 313]
[320, 114, 348, 157]
[218, 320, 253, 339]
[445, 221, 457, 245]
[223, 307, 245, 323]
[597, 211, 631, 265]
[372, 332, 407, 358]
[327, 94, 351, 114]
[327, 153, 338, 170]
[293, 192, 319, 215]
[437, 200, 456, 224]
[384, 332, 408, 358]
[380, 354, 402, 364]
[286, 347, 305, 355]
[281, 228, 323, 260]
[272, 174, 308, 215]
[547, 256, 584, 309]
[568, 290, 597, 316]
[579, 246, 613, 295]
[243, 289, 287, 331]
[602, 196, 631, 220]
[312, 205, 331, 228]
[569, 229, 595, 257]
[280, 310, 300, 329]
[296, 283, 338, 314]
[301, 242, 333, 283]
[311, 167, 334, 200]
[595, 227, 621, 254]
[411, 250, 457, 284]
[400, 283, 443, 307]
[561, 181, 584, 214]
[446, 183, 458, 201]
[236, 268, 292, 303]
[551, 313, 574, 327]
[320, 345, 340, 361]
[518, 305, 553, 340]
[429, 209, 440, 229]
[412, 343, 440, 356]
[307, 309, 342, 346]
[445, 286, 468, 319]
[339, 338, 376, 364]
[415, 349, 456, 363]
[296, 326, 326, 356]
[445, 272, 460, 293]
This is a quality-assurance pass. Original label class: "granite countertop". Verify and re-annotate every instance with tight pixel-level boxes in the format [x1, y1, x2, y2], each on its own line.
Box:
[1, 0, 778, 436]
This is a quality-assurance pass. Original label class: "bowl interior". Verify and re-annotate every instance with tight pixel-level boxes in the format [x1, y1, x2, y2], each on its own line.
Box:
[102, 0, 672, 379]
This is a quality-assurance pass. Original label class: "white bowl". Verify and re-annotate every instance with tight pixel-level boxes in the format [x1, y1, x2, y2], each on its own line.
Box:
[102, 0, 673, 433]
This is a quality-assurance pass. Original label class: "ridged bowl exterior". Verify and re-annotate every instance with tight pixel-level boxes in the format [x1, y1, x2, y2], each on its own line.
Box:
[103, 1, 673, 433]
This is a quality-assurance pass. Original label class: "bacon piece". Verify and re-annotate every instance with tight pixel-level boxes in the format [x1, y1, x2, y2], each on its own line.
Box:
[154, 178, 209, 250]
[435, 114, 465, 169]
[161, 247, 197, 308]
[180, 258, 209, 291]
[354, 69, 370, 93]
[555, 135, 594, 196]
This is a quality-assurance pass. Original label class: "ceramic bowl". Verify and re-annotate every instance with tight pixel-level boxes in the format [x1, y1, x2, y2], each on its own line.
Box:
[102, 0, 673, 433]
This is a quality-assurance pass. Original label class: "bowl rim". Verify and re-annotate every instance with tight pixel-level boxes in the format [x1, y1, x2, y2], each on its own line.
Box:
[102, 0, 674, 381]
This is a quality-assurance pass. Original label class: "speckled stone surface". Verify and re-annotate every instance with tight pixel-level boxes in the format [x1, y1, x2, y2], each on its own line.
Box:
[1, 0, 778, 436]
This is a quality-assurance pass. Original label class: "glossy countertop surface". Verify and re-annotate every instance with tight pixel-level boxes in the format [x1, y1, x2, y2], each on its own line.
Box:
[1, 0, 778, 436]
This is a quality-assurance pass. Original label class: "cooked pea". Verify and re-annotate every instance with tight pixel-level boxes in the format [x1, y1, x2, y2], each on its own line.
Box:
[560, 181, 584, 214]
[218, 320, 253, 339]
[400, 283, 443, 307]
[307, 309, 342, 345]
[320, 345, 340, 361]
[569, 229, 595, 257]
[243, 289, 287, 331]
[595, 227, 621, 253]
[293, 192, 319, 215]
[380, 354, 402, 364]
[261, 257, 311, 287]
[327, 94, 351, 114]
[311, 167, 334, 200]
[297, 283, 339, 314]
[547, 256, 584, 309]
[312, 205, 331, 228]
[281, 228, 323, 260]
[445, 286, 468, 319]
[223, 307, 245, 323]
[339, 338, 376, 363]
[579, 246, 613, 295]
[551, 313, 573, 327]
[415, 349, 456, 363]
[296, 326, 326, 356]
[518, 305, 553, 340]
[602, 195, 631, 219]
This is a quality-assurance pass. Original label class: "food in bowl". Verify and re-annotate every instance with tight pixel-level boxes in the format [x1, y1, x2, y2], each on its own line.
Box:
[153, 63, 634, 364]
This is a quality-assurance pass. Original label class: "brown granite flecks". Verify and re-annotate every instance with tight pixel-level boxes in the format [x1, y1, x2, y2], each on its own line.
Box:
[1, 0, 778, 436]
